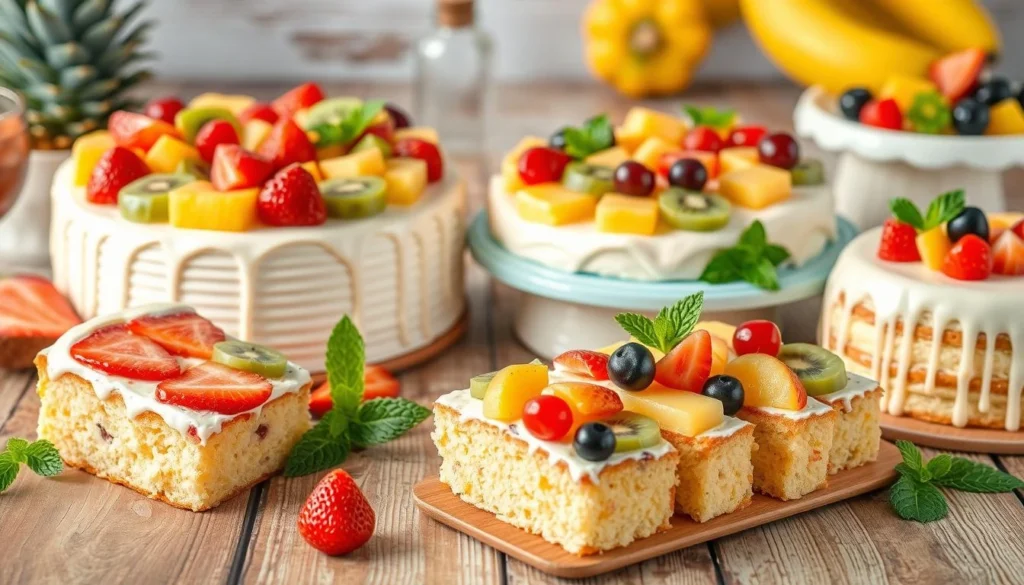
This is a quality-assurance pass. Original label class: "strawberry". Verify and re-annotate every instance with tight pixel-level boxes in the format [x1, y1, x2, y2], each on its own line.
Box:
[194, 119, 240, 163]
[859, 98, 903, 130]
[70, 324, 181, 381]
[1013, 220, 1024, 240]
[552, 349, 609, 380]
[272, 82, 325, 120]
[654, 329, 713, 392]
[297, 469, 376, 556]
[128, 310, 226, 359]
[877, 218, 922, 262]
[86, 146, 151, 204]
[210, 144, 274, 192]
[308, 383, 333, 417]
[257, 164, 327, 227]
[682, 126, 724, 153]
[238, 102, 279, 125]
[0, 274, 80, 338]
[942, 234, 992, 281]
[929, 48, 986, 103]
[308, 365, 400, 416]
[727, 125, 767, 148]
[108, 110, 181, 151]
[992, 230, 1024, 276]
[156, 362, 272, 415]
[360, 120, 395, 145]
[258, 118, 317, 171]
[143, 97, 185, 126]
[394, 138, 443, 182]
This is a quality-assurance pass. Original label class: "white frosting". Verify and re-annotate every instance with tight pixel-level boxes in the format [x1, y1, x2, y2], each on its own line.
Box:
[487, 175, 837, 281]
[749, 396, 834, 420]
[40, 303, 311, 444]
[816, 372, 879, 412]
[50, 160, 468, 373]
[821, 228, 1024, 430]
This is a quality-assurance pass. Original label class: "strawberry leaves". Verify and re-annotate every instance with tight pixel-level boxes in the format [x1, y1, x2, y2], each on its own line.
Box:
[615, 292, 704, 354]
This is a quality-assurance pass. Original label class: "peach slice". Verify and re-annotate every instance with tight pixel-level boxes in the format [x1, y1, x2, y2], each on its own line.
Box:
[709, 334, 729, 377]
[482, 363, 549, 421]
[724, 353, 807, 410]
[545, 382, 623, 437]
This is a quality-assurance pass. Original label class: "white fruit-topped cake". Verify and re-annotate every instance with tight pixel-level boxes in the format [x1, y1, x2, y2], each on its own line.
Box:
[821, 190, 1024, 431]
[488, 105, 837, 284]
[52, 84, 467, 373]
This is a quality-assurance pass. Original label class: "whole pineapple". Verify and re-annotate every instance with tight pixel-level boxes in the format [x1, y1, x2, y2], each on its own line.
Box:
[0, 0, 152, 150]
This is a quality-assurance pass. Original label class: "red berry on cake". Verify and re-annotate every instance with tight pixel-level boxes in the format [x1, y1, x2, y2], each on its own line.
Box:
[364, 365, 400, 399]
[654, 329, 713, 392]
[259, 118, 318, 170]
[210, 144, 274, 192]
[308, 383, 333, 417]
[991, 230, 1024, 276]
[85, 146, 151, 204]
[70, 323, 181, 381]
[941, 233, 993, 281]
[156, 362, 273, 415]
[522, 395, 574, 441]
[682, 126, 724, 153]
[552, 349, 610, 380]
[732, 320, 782, 357]
[108, 110, 181, 151]
[395, 137, 445, 183]
[143, 97, 185, 126]
[877, 218, 922, 262]
[258, 164, 328, 227]
[727, 125, 767, 148]
[1012, 220, 1024, 240]
[128, 310, 226, 360]
[272, 82, 326, 120]
[298, 469, 376, 556]
[194, 119, 241, 163]
[929, 48, 986, 103]
[238, 102, 279, 125]
[859, 98, 903, 130]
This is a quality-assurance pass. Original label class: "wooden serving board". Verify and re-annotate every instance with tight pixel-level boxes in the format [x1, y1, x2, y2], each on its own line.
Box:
[881, 414, 1024, 455]
[414, 440, 902, 579]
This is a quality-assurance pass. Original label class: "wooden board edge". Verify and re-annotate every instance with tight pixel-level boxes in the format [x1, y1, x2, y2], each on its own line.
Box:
[880, 414, 1024, 455]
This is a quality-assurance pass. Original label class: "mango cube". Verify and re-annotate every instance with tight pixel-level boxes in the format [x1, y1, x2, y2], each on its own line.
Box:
[242, 119, 273, 152]
[614, 126, 647, 154]
[596, 193, 659, 235]
[620, 107, 688, 145]
[878, 75, 940, 113]
[144, 135, 200, 174]
[616, 386, 725, 437]
[395, 126, 440, 144]
[632, 137, 680, 171]
[502, 136, 547, 192]
[384, 157, 428, 205]
[585, 146, 630, 168]
[986, 99, 1024, 136]
[320, 147, 387, 179]
[188, 93, 256, 116]
[719, 164, 792, 210]
[71, 130, 115, 186]
[515, 183, 597, 226]
[916, 225, 951, 271]
[719, 147, 759, 174]
[169, 181, 259, 232]
[482, 363, 549, 421]
[300, 160, 322, 182]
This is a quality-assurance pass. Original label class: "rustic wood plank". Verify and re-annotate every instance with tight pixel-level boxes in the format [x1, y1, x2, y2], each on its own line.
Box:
[0, 369, 34, 427]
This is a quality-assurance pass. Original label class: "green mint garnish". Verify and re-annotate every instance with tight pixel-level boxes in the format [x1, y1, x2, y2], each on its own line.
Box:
[699, 221, 791, 291]
[0, 438, 63, 493]
[310, 100, 386, 148]
[683, 105, 736, 130]
[285, 316, 431, 477]
[889, 440, 1023, 523]
[614, 291, 704, 354]
[888, 190, 965, 232]
[562, 114, 615, 160]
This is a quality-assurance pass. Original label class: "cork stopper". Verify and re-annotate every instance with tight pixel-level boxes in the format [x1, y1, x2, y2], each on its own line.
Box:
[438, 0, 474, 27]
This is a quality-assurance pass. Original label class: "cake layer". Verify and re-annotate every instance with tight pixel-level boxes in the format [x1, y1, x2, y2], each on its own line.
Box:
[665, 419, 755, 523]
[50, 160, 467, 372]
[815, 374, 882, 474]
[488, 175, 836, 281]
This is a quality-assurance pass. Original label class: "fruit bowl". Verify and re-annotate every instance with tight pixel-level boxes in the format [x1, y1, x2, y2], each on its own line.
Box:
[794, 86, 1022, 228]
[468, 211, 857, 359]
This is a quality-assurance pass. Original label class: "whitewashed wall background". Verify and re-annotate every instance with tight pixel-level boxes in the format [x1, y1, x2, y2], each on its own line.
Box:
[147, 0, 1024, 83]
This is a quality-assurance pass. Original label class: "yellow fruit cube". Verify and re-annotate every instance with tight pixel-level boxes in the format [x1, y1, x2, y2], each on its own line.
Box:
[631, 137, 679, 171]
[585, 146, 630, 168]
[596, 193, 659, 235]
[620, 107, 688, 145]
[242, 119, 273, 152]
[188, 93, 256, 116]
[614, 126, 646, 154]
[384, 157, 428, 205]
[316, 144, 345, 161]
[71, 130, 115, 186]
[144, 135, 201, 174]
[986, 99, 1024, 136]
[320, 148, 387, 179]
[916, 225, 951, 271]
[482, 363, 549, 421]
[515, 183, 597, 226]
[169, 181, 259, 232]
[502, 136, 547, 192]
[395, 126, 440, 144]
[719, 164, 792, 210]
[616, 386, 724, 437]
[879, 75, 941, 113]
[719, 147, 759, 174]
[300, 161, 322, 182]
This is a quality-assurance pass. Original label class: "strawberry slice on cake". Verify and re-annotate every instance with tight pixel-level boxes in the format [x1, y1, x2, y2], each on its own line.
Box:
[0, 275, 80, 369]
[157, 362, 273, 415]
[128, 310, 226, 359]
[70, 324, 181, 381]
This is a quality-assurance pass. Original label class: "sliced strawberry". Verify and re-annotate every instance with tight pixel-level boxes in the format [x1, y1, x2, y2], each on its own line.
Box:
[71, 324, 181, 381]
[552, 349, 609, 380]
[654, 330, 713, 392]
[0, 275, 80, 338]
[682, 126, 724, 152]
[877, 218, 921, 262]
[364, 365, 400, 399]
[360, 119, 395, 145]
[143, 97, 185, 126]
[86, 146, 151, 204]
[309, 382, 333, 417]
[194, 119, 240, 163]
[272, 82, 325, 120]
[1013, 220, 1024, 240]
[257, 164, 327, 227]
[210, 144, 274, 192]
[238, 102, 279, 125]
[942, 234, 992, 281]
[860, 98, 903, 131]
[929, 48, 986, 103]
[258, 118, 318, 171]
[156, 362, 272, 415]
[992, 230, 1024, 276]
[727, 125, 768, 148]
[127, 310, 226, 359]
[108, 110, 181, 152]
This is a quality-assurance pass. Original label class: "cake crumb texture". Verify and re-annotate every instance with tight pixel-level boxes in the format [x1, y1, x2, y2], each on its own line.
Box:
[821, 388, 882, 474]
[739, 409, 836, 501]
[666, 426, 755, 523]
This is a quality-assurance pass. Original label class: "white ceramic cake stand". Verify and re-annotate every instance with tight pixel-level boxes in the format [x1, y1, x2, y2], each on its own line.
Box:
[794, 86, 1024, 229]
[468, 212, 858, 360]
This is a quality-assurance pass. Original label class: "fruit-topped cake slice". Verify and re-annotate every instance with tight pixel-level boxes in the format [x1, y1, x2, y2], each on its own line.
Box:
[0, 275, 81, 369]
[34, 304, 312, 511]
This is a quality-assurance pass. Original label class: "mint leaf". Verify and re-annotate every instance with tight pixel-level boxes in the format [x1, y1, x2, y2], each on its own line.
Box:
[351, 398, 432, 448]
[700, 223, 790, 291]
[923, 190, 965, 231]
[652, 317, 672, 353]
[700, 249, 746, 284]
[311, 100, 385, 148]
[889, 199, 924, 231]
[0, 452, 19, 493]
[738, 221, 767, 251]
[562, 114, 615, 159]
[896, 440, 925, 475]
[23, 440, 62, 477]
[325, 316, 365, 419]
[747, 258, 781, 291]
[925, 453, 953, 480]
[5, 438, 28, 462]
[764, 245, 791, 267]
[657, 291, 704, 350]
[931, 458, 1024, 493]
[683, 105, 736, 130]
[562, 127, 591, 160]
[614, 313, 659, 348]
[889, 475, 948, 523]
[284, 416, 351, 477]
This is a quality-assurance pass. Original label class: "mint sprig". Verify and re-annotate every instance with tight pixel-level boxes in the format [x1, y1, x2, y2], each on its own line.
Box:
[310, 99, 386, 148]
[700, 221, 791, 291]
[889, 190, 965, 232]
[683, 105, 736, 130]
[0, 437, 63, 493]
[889, 440, 1024, 522]
[561, 114, 615, 160]
[614, 291, 703, 354]
[285, 316, 431, 477]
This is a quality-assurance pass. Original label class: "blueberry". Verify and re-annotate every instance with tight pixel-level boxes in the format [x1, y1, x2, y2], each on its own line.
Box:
[839, 88, 873, 121]
[608, 342, 656, 391]
[573, 422, 616, 462]
[549, 127, 570, 151]
[974, 77, 1013, 106]
[947, 206, 989, 244]
[952, 99, 990, 136]
[701, 375, 745, 416]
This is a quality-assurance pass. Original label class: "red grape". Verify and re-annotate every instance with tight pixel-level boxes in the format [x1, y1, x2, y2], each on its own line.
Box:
[733, 320, 782, 357]
[757, 133, 800, 170]
[522, 395, 573, 441]
[384, 103, 412, 129]
[613, 160, 655, 196]
[727, 125, 767, 148]
[518, 146, 572, 186]
[682, 126, 724, 153]
[667, 159, 708, 191]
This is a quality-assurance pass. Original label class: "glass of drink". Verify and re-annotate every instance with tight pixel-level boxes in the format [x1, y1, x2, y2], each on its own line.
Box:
[0, 88, 29, 219]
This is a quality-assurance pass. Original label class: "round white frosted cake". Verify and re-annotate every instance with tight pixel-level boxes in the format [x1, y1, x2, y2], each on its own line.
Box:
[50, 160, 467, 373]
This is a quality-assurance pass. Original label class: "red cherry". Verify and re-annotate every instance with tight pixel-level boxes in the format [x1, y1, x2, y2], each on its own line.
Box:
[733, 320, 782, 357]
[859, 98, 903, 131]
[727, 125, 768, 148]
[143, 97, 185, 125]
[517, 146, 572, 186]
[613, 160, 656, 196]
[682, 126, 724, 153]
[757, 133, 800, 170]
[395, 137, 444, 182]
[522, 395, 573, 441]
[194, 120, 240, 163]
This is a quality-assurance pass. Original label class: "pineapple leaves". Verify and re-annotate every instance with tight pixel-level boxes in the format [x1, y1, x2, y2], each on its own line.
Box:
[26, 1, 73, 45]
[46, 42, 91, 68]
[81, 17, 118, 54]
[73, 0, 111, 32]
[59, 64, 96, 90]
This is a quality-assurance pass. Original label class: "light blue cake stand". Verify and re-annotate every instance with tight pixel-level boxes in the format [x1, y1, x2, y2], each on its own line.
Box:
[468, 212, 858, 358]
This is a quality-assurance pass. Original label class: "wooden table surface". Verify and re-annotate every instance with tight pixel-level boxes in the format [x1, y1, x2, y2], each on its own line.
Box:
[2, 81, 1023, 585]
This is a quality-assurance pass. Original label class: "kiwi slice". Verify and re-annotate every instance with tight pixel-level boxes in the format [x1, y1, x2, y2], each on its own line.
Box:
[119, 173, 194, 223]
[212, 340, 289, 379]
[470, 372, 496, 400]
[791, 158, 825, 186]
[176, 158, 209, 180]
[777, 343, 848, 396]
[603, 412, 661, 453]
[658, 189, 731, 232]
[175, 107, 242, 143]
[351, 133, 393, 158]
[302, 97, 364, 129]
[320, 177, 388, 219]
[562, 162, 615, 196]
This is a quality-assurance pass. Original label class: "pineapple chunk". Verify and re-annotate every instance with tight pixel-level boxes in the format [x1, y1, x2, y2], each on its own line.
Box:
[300, 161, 323, 182]
[719, 164, 792, 210]
[916, 225, 951, 271]
[515, 183, 597, 226]
[719, 147, 759, 174]
[482, 364, 549, 421]
[395, 127, 440, 144]
[71, 131, 115, 186]
[502, 136, 547, 192]
[620, 107, 688, 145]
[320, 148, 387, 179]
[188, 93, 256, 116]
[145, 135, 201, 174]
[878, 75, 941, 113]
[585, 146, 630, 168]
[616, 386, 725, 437]
[614, 126, 647, 154]
[169, 181, 259, 232]
[631, 137, 679, 171]
[986, 99, 1024, 136]
[242, 119, 273, 152]
[384, 157, 428, 205]
[695, 321, 737, 348]
[596, 193, 659, 235]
